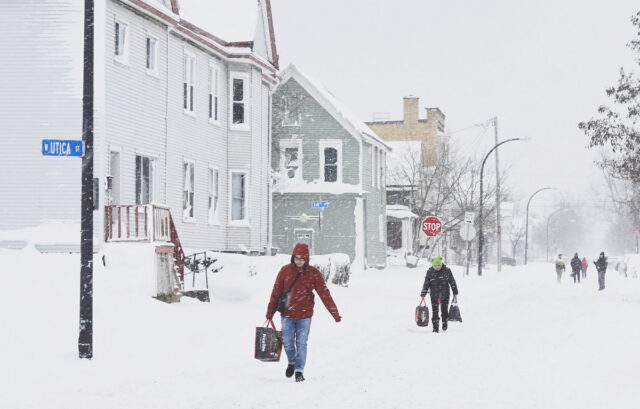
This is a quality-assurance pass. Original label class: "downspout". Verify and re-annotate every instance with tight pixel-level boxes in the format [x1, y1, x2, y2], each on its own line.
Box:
[163, 25, 170, 205]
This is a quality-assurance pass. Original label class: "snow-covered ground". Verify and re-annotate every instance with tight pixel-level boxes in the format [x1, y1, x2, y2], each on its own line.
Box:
[1, 248, 639, 409]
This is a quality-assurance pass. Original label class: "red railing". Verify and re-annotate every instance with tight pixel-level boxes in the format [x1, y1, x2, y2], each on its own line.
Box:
[168, 213, 185, 285]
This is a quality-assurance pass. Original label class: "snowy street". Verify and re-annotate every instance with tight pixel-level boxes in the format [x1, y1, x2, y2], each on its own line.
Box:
[1, 250, 638, 409]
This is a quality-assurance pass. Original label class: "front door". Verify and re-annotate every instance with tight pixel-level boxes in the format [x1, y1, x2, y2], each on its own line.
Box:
[293, 229, 314, 255]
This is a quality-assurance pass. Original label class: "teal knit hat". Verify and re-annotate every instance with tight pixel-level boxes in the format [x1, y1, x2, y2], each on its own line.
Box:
[432, 256, 443, 266]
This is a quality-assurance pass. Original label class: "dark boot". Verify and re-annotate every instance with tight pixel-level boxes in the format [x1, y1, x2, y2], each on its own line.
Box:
[295, 372, 305, 382]
[432, 320, 439, 333]
[285, 364, 295, 378]
[442, 320, 448, 331]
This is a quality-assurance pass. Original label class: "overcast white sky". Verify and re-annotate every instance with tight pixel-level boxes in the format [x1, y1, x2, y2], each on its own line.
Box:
[266, 0, 639, 213]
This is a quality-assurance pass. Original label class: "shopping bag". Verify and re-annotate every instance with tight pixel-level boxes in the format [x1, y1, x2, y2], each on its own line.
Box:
[448, 295, 462, 322]
[254, 319, 283, 362]
[415, 298, 429, 327]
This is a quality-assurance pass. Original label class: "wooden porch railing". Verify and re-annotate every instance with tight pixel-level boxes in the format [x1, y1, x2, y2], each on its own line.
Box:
[104, 204, 185, 287]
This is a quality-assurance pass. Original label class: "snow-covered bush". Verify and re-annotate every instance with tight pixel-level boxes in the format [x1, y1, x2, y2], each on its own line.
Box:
[311, 253, 351, 286]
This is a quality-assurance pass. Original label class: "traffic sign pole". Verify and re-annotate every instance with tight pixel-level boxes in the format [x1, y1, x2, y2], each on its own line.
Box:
[78, 0, 94, 360]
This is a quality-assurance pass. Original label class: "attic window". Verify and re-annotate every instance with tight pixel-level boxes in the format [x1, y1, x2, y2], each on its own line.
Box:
[282, 97, 301, 126]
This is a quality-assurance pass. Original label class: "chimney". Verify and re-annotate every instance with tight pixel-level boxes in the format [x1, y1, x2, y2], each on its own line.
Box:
[403, 95, 419, 124]
[426, 108, 446, 133]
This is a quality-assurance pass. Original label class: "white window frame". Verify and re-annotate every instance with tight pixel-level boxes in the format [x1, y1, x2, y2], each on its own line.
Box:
[319, 139, 342, 183]
[208, 165, 220, 225]
[208, 61, 221, 125]
[229, 72, 250, 131]
[182, 160, 195, 222]
[114, 18, 129, 65]
[229, 170, 249, 225]
[379, 214, 385, 242]
[380, 151, 386, 189]
[280, 139, 303, 182]
[371, 145, 375, 187]
[282, 96, 301, 127]
[145, 33, 159, 76]
[134, 153, 157, 205]
[183, 50, 196, 116]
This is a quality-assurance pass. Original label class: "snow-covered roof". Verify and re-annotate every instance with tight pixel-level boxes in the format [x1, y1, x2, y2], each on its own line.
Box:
[178, 0, 258, 43]
[130, 0, 279, 72]
[278, 64, 391, 151]
[386, 205, 418, 220]
[273, 180, 365, 195]
[386, 141, 423, 185]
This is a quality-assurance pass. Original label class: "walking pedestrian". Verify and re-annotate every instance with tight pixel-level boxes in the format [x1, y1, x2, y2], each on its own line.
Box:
[266, 243, 341, 382]
[570, 253, 581, 283]
[594, 251, 608, 291]
[581, 256, 588, 279]
[555, 254, 566, 283]
[420, 257, 459, 333]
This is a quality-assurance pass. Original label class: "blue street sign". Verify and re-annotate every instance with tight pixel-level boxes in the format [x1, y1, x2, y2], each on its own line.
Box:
[42, 139, 83, 157]
[312, 201, 329, 209]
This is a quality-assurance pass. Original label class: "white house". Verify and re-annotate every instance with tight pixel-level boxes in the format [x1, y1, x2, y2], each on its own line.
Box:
[0, 0, 279, 261]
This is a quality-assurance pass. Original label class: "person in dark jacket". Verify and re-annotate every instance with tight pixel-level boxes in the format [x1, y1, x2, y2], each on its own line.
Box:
[266, 243, 341, 382]
[420, 256, 458, 333]
[594, 251, 608, 291]
[570, 253, 581, 283]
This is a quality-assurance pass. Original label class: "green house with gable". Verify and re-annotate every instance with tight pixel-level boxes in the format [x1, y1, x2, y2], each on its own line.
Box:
[271, 65, 391, 270]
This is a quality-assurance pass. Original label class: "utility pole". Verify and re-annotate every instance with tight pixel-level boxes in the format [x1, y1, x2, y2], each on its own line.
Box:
[79, 0, 94, 359]
[493, 117, 502, 272]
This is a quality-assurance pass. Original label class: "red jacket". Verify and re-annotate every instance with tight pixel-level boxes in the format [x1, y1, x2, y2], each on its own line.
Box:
[266, 244, 341, 321]
[581, 258, 588, 270]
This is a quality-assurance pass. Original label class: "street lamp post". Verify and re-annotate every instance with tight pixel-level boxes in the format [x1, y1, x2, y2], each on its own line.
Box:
[524, 187, 554, 265]
[477, 138, 522, 276]
[546, 208, 567, 262]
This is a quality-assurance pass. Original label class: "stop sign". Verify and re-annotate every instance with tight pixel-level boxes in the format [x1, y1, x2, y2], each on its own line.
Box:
[421, 216, 442, 237]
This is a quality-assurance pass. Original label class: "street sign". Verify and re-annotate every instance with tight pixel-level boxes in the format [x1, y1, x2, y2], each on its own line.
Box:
[42, 139, 83, 157]
[312, 201, 329, 208]
[421, 216, 442, 237]
[459, 224, 476, 241]
[464, 211, 475, 224]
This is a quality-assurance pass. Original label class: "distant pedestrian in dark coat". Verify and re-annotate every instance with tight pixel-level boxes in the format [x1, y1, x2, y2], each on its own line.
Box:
[420, 257, 458, 333]
[581, 257, 588, 279]
[594, 252, 608, 291]
[555, 254, 566, 283]
[570, 253, 581, 283]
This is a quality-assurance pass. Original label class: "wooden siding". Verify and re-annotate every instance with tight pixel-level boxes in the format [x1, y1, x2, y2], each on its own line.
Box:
[0, 0, 83, 230]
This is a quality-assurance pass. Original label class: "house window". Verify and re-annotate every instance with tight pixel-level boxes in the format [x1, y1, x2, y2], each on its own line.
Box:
[114, 20, 128, 62]
[282, 97, 301, 126]
[379, 151, 385, 189]
[231, 172, 246, 221]
[208, 63, 220, 123]
[146, 36, 158, 74]
[280, 140, 302, 181]
[208, 167, 219, 224]
[183, 161, 195, 221]
[320, 140, 342, 183]
[183, 52, 195, 113]
[373, 147, 378, 188]
[230, 73, 249, 129]
[135, 155, 154, 205]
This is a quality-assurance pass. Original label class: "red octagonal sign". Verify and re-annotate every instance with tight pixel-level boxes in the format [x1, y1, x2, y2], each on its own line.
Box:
[421, 216, 442, 237]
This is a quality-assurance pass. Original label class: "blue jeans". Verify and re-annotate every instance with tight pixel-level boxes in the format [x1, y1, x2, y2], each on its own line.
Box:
[281, 317, 312, 373]
[598, 271, 606, 290]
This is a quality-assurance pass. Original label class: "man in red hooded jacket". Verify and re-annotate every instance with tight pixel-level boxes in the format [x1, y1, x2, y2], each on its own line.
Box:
[266, 243, 341, 382]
